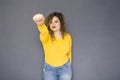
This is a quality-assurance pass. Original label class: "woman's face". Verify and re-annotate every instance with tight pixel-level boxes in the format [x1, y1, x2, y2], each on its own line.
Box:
[49, 16, 61, 32]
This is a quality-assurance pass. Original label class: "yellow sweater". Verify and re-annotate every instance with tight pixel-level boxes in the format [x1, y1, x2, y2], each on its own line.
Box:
[37, 23, 72, 67]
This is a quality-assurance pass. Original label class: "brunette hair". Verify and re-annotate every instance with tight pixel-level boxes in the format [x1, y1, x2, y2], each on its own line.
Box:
[45, 12, 67, 40]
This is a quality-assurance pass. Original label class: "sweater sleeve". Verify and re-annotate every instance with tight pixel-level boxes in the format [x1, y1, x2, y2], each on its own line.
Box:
[37, 23, 50, 43]
[68, 34, 72, 64]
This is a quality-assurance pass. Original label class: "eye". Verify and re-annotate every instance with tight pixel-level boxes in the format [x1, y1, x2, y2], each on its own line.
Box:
[55, 20, 58, 23]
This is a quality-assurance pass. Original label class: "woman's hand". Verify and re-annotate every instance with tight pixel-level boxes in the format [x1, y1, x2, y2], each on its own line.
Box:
[33, 13, 45, 26]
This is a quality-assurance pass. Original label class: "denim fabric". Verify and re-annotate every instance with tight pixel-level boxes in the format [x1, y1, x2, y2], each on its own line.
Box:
[43, 61, 72, 80]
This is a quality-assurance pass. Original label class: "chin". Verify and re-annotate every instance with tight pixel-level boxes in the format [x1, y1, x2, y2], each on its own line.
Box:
[52, 30, 57, 32]
[50, 29, 57, 32]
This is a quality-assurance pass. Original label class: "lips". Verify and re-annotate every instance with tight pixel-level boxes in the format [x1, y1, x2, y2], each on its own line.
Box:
[52, 26, 56, 29]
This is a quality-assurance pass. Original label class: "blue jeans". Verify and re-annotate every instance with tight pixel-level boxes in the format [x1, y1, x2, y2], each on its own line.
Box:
[43, 61, 72, 80]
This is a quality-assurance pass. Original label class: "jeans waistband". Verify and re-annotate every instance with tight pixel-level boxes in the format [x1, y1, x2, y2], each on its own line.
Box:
[44, 60, 70, 68]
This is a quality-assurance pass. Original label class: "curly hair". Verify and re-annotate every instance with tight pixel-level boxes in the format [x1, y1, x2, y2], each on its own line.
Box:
[45, 12, 67, 40]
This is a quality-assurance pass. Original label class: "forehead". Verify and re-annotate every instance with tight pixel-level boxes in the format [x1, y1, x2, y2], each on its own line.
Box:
[52, 16, 59, 20]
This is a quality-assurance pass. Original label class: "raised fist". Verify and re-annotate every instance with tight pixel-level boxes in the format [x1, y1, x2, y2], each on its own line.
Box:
[33, 14, 45, 26]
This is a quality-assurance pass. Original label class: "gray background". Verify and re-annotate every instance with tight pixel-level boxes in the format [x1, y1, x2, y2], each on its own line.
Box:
[0, 0, 120, 80]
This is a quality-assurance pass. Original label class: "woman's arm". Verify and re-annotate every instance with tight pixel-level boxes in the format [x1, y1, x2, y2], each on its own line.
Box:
[68, 34, 72, 65]
[33, 14, 50, 43]
[38, 23, 50, 43]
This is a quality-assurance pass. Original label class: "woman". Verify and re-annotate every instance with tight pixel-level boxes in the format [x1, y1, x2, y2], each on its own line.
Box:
[33, 12, 72, 80]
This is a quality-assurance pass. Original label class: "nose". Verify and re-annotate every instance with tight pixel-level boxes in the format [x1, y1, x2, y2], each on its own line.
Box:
[51, 22, 55, 26]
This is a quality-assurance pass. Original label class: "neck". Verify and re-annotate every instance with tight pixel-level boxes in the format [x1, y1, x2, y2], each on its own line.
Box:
[54, 31, 62, 38]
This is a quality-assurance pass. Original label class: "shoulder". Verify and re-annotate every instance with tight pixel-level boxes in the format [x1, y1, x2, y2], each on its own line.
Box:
[64, 33, 72, 39]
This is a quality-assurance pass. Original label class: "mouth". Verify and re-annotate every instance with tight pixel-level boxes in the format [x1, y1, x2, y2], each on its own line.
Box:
[52, 26, 56, 29]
